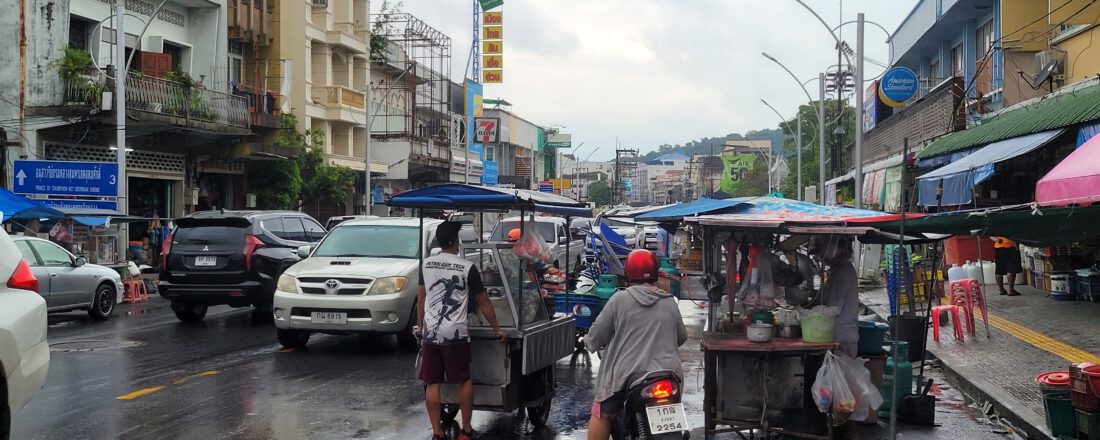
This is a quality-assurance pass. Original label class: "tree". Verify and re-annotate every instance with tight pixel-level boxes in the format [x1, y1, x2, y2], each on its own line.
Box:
[246, 114, 357, 210]
[370, 1, 403, 63]
[588, 181, 612, 207]
[779, 100, 856, 199]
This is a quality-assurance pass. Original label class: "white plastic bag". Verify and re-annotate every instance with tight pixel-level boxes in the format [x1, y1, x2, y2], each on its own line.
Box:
[811, 352, 857, 423]
[835, 354, 884, 423]
[513, 222, 551, 263]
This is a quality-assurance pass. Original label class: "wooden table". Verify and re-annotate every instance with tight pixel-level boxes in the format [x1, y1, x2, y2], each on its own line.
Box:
[702, 332, 839, 440]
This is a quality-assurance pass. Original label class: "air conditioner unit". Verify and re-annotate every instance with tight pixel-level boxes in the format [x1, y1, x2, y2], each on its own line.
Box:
[311, 0, 327, 7]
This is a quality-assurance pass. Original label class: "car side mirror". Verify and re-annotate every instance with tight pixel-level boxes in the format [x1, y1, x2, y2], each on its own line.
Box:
[558, 236, 569, 245]
[296, 245, 314, 259]
[73, 256, 87, 267]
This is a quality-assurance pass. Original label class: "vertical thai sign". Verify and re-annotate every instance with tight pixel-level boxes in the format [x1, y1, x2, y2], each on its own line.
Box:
[481, 5, 503, 83]
[465, 79, 484, 161]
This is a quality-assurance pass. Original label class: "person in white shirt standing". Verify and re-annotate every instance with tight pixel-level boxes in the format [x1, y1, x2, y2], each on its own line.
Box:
[416, 221, 506, 440]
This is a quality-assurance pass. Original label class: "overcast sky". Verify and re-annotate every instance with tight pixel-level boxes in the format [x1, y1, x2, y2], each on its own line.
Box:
[375, 1, 919, 161]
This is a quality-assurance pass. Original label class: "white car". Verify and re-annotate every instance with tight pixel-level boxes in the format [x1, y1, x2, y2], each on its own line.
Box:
[0, 230, 50, 440]
[273, 217, 442, 350]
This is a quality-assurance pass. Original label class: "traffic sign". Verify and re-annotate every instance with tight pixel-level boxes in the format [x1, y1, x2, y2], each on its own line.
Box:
[14, 160, 119, 197]
[36, 199, 118, 211]
[539, 181, 554, 193]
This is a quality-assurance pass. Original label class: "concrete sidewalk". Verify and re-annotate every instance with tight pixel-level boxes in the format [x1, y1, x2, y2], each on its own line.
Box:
[861, 283, 1100, 440]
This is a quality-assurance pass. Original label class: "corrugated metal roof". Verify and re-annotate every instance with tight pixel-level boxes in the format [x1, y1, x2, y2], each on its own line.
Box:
[917, 83, 1100, 159]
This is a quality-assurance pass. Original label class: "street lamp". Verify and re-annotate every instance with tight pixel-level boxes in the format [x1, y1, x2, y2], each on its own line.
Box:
[762, 53, 826, 203]
[761, 99, 804, 200]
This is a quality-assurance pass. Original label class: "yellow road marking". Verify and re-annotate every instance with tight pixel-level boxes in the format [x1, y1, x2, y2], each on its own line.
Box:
[974, 312, 1100, 364]
[173, 370, 220, 385]
[116, 386, 165, 400]
[280, 347, 297, 353]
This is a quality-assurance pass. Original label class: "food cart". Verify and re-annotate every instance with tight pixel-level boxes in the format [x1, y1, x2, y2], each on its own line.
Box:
[390, 184, 588, 426]
[682, 198, 915, 440]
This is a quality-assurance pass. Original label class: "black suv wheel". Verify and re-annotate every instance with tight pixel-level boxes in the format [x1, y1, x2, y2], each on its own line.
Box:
[171, 301, 208, 323]
[277, 329, 310, 349]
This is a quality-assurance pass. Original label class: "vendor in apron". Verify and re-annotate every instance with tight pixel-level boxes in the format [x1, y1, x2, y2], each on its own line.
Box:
[812, 235, 859, 357]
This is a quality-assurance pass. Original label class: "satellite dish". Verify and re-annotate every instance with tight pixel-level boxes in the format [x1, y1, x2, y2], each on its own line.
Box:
[1026, 60, 1057, 90]
[702, 156, 724, 172]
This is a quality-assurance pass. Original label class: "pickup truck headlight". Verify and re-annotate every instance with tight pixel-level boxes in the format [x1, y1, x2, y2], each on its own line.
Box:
[277, 274, 299, 293]
[369, 276, 407, 295]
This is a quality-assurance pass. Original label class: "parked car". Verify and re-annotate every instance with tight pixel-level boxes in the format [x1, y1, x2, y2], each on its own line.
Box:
[325, 215, 377, 231]
[488, 216, 585, 270]
[273, 217, 441, 350]
[0, 229, 50, 440]
[159, 210, 326, 323]
[12, 237, 123, 320]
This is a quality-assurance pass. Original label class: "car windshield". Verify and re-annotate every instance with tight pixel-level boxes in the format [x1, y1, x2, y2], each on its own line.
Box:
[174, 226, 246, 245]
[490, 221, 556, 243]
[312, 225, 420, 258]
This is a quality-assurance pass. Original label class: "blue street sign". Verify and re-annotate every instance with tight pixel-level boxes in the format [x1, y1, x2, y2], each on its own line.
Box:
[481, 161, 499, 185]
[13, 160, 119, 197]
[539, 181, 554, 193]
[372, 185, 384, 204]
[36, 199, 118, 211]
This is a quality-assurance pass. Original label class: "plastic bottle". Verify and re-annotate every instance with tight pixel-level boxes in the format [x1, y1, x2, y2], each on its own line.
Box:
[947, 263, 965, 282]
[879, 341, 914, 414]
[965, 261, 983, 282]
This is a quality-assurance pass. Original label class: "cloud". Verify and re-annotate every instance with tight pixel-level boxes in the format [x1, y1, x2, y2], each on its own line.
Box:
[380, 0, 917, 161]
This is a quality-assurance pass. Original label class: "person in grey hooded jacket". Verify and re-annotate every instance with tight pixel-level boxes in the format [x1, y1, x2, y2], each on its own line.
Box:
[584, 249, 688, 439]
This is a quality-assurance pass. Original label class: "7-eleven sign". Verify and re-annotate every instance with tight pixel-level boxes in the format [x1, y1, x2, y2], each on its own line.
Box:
[475, 118, 500, 143]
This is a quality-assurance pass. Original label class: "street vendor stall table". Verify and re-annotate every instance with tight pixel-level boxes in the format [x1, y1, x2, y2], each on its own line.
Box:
[702, 332, 839, 440]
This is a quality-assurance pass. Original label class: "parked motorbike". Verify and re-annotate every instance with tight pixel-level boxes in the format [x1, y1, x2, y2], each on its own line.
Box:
[611, 370, 690, 440]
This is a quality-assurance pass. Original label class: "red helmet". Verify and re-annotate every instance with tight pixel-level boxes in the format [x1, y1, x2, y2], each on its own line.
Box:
[624, 249, 660, 283]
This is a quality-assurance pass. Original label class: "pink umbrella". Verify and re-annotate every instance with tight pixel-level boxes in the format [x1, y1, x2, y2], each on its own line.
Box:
[1037, 134, 1100, 207]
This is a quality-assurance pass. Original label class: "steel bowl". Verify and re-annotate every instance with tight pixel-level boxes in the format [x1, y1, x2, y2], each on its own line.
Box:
[778, 325, 802, 339]
[747, 323, 774, 343]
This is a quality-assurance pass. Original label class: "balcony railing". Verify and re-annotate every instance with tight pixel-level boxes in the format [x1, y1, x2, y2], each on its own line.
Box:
[232, 84, 280, 128]
[126, 74, 250, 128]
[319, 86, 366, 111]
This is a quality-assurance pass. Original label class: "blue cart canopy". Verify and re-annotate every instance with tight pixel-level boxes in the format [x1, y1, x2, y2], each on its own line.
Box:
[390, 183, 592, 217]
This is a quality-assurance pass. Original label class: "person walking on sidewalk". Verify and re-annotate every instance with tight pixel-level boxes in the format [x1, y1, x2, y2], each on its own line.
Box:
[584, 249, 688, 440]
[416, 221, 507, 440]
[992, 236, 1022, 296]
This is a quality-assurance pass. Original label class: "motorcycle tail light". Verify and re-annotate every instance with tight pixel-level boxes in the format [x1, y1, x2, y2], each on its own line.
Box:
[643, 380, 678, 399]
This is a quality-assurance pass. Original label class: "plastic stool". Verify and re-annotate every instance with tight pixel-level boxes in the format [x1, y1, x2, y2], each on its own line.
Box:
[931, 304, 964, 342]
[122, 279, 148, 303]
[948, 280, 976, 336]
[965, 279, 987, 335]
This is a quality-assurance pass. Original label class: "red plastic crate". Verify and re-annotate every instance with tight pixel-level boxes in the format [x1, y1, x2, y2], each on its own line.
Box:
[1071, 366, 1100, 411]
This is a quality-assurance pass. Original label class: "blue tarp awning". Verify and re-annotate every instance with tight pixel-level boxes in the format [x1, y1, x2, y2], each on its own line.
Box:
[0, 188, 64, 221]
[390, 183, 592, 217]
[635, 197, 749, 222]
[917, 129, 1064, 206]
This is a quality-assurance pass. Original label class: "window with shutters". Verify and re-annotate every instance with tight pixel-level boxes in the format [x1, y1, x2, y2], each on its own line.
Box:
[69, 17, 89, 51]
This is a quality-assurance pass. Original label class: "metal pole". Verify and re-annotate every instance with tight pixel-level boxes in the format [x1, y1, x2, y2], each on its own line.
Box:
[464, 115, 470, 184]
[364, 84, 372, 214]
[818, 72, 826, 204]
[115, 0, 128, 262]
[797, 111, 802, 201]
[854, 13, 865, 209]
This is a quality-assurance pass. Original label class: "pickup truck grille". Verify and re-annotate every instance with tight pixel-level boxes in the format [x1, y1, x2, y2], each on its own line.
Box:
[296, 277, 373, 295]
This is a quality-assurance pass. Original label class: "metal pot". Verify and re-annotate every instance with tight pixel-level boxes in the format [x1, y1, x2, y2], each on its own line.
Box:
[747, 323, 774, 343]
[778, 325, 802, 339]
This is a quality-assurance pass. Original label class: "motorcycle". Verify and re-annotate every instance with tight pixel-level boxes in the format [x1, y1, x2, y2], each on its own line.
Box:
[611, 370, 690, 440]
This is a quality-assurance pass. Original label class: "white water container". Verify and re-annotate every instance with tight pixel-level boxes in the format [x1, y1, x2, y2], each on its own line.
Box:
[947, 264, 966, 282]
[978, 260, 997, 284]
[965, 261, 983, 282]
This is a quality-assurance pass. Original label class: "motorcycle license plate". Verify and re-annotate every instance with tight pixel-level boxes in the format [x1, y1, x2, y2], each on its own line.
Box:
[646, 403, 688, 434]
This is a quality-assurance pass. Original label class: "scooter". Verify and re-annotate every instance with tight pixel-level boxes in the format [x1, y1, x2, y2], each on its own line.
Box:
[611, 370, 690, 440]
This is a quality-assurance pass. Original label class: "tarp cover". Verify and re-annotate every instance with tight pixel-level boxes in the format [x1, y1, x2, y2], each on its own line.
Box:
[390, 183, 592, 216]
[695, 197, 886, 226]
[0, 188, 64, 221]
[634, 197, 748, 222]
[1037, 132, 1100, 206]
[863, 205, 1100, 246]
[917, 129, 1064, 206]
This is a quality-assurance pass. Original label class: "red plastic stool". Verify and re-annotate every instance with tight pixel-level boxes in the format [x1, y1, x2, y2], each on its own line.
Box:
[122, 279, 148, 303]
[966, 278, 989, 336]
[948, 280, 976, 336]
[931, 304, 964, 342]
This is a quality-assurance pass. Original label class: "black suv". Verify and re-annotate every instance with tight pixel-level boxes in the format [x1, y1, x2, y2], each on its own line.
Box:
[159, 210, 326, 322]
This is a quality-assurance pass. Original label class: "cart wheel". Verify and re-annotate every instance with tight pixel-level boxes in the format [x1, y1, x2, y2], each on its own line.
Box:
[526, 399, 552, 428]
[440, 405, 459, 423]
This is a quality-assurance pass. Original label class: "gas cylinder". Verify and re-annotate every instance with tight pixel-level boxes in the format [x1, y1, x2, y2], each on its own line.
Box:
[596, 274, 619, 301]
[879, 341, 914, 414]
[659, 257, 681, 297]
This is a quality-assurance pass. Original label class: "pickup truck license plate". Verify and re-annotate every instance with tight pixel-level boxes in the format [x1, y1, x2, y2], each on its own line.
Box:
[311, 312, 347, 324]
[646, 403, 688, 434]
[194, 256, 217, 267]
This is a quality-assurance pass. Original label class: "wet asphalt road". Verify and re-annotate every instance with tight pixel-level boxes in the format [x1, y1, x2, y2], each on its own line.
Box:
[13, 295, 1017, 440]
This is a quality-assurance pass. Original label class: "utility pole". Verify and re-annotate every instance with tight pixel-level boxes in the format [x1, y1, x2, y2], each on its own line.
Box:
[114, 0, 129, 262]
[365, 85, 373, 213]
[797, 111, 802, 201]
[819, 72, 826, 204]
[854, 13, 864, 209]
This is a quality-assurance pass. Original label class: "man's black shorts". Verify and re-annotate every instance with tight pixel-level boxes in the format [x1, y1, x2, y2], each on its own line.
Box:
[418, 342, 472, 385]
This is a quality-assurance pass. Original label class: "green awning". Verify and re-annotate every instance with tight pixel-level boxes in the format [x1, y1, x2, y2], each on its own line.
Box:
[917, 83, 1100, 159]
[867, 205, 1100, 246]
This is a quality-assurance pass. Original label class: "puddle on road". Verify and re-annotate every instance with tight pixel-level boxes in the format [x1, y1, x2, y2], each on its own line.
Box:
[49, 339, 144, 352]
